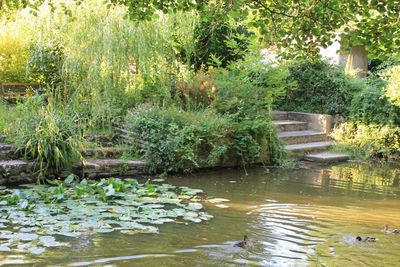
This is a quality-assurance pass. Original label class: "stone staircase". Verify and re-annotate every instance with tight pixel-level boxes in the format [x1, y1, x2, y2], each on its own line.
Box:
[273, 111, 348, 162]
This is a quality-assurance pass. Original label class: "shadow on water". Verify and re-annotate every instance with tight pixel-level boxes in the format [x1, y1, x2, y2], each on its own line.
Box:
[1, 162, 400, 266]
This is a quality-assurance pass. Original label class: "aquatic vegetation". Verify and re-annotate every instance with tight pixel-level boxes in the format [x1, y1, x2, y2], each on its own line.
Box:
[0, 177, 212, 255]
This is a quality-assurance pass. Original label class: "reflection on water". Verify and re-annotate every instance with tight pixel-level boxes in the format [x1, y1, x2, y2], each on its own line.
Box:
[1, 162, 400, 266]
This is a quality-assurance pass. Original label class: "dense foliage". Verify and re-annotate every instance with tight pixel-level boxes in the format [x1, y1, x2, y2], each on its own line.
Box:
[191, 5, 252, 69]
[331, 60, 400, 161]
[5, 1, 400, 61]
[0, 18, 30, 82]
[276, 60, 364, 116]
[332, 122, 400, 161]
[384, 66, 400, 108]
[111, 0, 400, 61]
[215, 52, 295, 118]
[0, 0, 290, 177]
[124, 105, 284, 174]
[349, 86, 400, 125]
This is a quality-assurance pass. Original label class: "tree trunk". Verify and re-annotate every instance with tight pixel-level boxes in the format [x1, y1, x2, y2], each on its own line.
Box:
[344, 45, 368, 78]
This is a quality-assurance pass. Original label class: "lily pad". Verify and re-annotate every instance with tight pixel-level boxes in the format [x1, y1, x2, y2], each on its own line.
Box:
[186, 203, 203, 211]
[16, 233, 39, 241]
[94, 228, 114, 233]
[0, 245, 11, 252]
[179, 186, 204, 196]
[28, 246, 46, 254]
[19, 227, 39, 233]
[39, 236, 67, 247]
[0, 178, 214, 254]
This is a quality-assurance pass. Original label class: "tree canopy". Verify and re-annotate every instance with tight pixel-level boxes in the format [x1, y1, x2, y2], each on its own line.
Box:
[117, 0, 400, 60]
[3, 0, 400, 60]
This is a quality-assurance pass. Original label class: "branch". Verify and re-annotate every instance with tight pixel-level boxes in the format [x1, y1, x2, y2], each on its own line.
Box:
[252, 0, 303, 19]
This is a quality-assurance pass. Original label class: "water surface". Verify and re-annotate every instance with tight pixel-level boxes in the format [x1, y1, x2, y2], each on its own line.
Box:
[1, 162, 400, 266]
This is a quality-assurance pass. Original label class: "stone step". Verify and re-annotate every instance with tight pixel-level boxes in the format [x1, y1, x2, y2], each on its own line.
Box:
[278, 130, 328, 145]
[285, 141, 334, 154]
[0, 143, 12, 151]
[272, 111, 288, 120]
[273, 120, 309, 131]
[81, 159, 147, 179]
[83, 147, 127, 159]
[0, 160, 36, 185]
[0, 143, 15, 160]
[304, 152, 349, 163]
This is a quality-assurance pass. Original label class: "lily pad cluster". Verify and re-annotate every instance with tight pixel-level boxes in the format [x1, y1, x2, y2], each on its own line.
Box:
[0, 176, 212, 255]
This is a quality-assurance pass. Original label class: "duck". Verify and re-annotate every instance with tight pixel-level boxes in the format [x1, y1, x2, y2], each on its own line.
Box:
[382, 224, 399, 234]
[234, 235, 248, 248]
[356, 236, 377, 242]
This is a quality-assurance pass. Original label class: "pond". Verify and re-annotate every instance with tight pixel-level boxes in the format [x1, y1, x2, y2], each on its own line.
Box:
[1, 162, 400, 266]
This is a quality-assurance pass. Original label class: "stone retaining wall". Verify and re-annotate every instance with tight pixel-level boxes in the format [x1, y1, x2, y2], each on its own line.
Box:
[0, 159, 149, 185]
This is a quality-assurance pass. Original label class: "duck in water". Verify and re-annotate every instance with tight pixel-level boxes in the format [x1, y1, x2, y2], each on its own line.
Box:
[356, 236, 377, 242]
[382, 224, 399, 234]
[234, 235, 248, 248]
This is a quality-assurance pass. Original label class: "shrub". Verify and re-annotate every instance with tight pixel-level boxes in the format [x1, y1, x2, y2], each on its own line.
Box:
[10, 96, 83, 180]
[214, 52, 295, 120]
[0, 101, 18, 134]
[384, 65, 400, 108]
[276, 60, 365, 116]
[332, 121, 400, 161]
[124, 105, 284, 173]
[27, 42, 64, 87]
[350, 86, 400, 125]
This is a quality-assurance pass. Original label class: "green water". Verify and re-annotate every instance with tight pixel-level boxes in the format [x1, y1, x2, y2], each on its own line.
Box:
[1, 162, 400, 266]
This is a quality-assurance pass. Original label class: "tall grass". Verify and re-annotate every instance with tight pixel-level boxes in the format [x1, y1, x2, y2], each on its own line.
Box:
[0, 101, 19, 134]
[11, 96, 83, 181]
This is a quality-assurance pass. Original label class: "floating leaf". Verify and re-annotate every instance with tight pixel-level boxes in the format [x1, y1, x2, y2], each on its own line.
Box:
[183, 212, 202, 223]
[186, 203, 203, 211]
[19, 227, 38, 233]
[28, 246, 46, 254]
[180, 187, 203, 196]
[19, 199, 29, 210]
[39, 236, 67, 247]
[0, 245, 11, 252]
[95, 228, 114, 233]
[17, 233, 39, 241]
[64, 174, 76, 185]
[0, 178, 213, 254]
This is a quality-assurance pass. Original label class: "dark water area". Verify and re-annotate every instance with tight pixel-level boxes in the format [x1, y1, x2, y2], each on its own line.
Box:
[1, 162, 400, 266]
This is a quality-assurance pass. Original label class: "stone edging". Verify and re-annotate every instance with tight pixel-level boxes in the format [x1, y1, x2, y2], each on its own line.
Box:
[0, 159, 148, 185]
